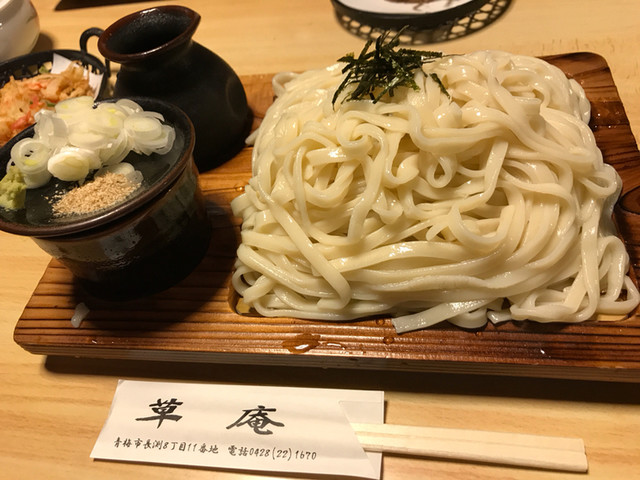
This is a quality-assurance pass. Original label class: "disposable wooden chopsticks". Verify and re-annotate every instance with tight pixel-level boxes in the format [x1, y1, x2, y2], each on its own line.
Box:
[352, 422, 588, 473]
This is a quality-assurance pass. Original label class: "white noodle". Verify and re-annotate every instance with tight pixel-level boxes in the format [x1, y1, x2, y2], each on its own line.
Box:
[231, 51, 640, 332]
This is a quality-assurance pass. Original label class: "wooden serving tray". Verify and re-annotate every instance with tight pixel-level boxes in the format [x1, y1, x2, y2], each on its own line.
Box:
[13, 53, 640, 382]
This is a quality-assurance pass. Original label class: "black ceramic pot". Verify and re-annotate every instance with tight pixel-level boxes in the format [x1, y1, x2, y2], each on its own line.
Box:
[0, 97, 212, 301]
[90, 5, 253, 173]
[33, 161, 211, 300]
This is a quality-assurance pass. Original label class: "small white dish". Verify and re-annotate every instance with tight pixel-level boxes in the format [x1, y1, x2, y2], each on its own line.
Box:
[0, 0, 39, 62]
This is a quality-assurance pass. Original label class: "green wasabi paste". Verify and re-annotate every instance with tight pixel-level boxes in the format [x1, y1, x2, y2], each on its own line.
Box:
[0, 165, 27, 210]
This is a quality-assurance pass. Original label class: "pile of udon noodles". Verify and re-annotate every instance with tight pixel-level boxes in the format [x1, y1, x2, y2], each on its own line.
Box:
[230, 50, 640, 332]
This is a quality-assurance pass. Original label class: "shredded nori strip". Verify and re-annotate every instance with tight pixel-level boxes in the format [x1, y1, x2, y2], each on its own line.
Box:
[332, 28, 445, 106]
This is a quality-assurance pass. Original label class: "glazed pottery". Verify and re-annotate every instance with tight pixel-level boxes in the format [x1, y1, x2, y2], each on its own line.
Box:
[93, 5, 253, 172]
[0, 0, 39, 62]
[0, 97, 212, 300]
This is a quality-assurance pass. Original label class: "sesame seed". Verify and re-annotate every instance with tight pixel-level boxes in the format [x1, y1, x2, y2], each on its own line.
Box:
[52, 172, 141, 217]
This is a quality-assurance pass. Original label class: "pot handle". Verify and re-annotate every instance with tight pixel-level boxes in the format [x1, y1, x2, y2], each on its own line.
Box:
[79, 28, 111, 80]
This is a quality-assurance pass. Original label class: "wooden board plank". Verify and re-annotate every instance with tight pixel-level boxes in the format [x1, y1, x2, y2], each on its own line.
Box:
[13, 52, 640, 382]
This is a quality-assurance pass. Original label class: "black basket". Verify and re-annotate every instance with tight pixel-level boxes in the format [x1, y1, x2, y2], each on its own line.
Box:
[0, 46, 110, 99]
[331, 0, 511, 44]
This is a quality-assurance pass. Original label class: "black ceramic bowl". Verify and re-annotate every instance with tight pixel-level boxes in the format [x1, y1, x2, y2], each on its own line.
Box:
[0, 97, 212, 300]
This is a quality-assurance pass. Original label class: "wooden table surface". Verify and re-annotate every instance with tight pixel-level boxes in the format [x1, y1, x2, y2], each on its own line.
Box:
[1, 1, 639, 479]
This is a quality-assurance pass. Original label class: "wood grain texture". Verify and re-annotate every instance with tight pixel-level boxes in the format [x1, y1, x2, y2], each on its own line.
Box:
[13, 53, 640, 382]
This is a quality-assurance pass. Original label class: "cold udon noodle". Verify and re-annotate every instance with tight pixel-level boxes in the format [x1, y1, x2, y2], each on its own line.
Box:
[230, 50, 640, 332]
